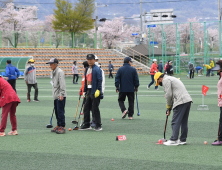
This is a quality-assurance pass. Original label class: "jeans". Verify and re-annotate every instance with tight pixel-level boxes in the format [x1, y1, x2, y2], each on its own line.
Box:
[148, 75, 158, 89]
[27, 83, 38, 100]
[0, 102, 18, 132]
[54, 97, 66, 127]
[83, 89, 101, 127]
[118, 92, 135, 117]
[206, 69, 211, 77]
[7, 79, 16, 92]
[73, 74, 79, 83]
[170, 102, 191, 142]
[211, 70, 215, 76]
[109, 70, 113, 78]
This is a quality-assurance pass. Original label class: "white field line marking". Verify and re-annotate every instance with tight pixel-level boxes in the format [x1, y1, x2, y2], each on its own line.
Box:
[17, 93, 217, 98]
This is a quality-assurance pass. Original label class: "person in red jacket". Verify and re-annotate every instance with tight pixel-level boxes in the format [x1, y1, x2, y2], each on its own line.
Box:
[79, 61, 89, 96]
[0, 76, 20, 136]
[147, 59, 159, 90]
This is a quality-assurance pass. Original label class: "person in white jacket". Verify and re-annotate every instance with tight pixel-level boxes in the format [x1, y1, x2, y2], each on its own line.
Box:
[94, 55, 105, 96]
[90, 55, 105, 128]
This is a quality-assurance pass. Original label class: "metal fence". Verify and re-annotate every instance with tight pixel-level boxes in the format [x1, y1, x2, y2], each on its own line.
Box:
[0, 31, 101, 49]
[145, 20, 222, 74]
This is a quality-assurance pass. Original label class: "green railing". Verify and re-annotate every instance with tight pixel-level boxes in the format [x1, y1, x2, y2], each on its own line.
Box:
[147, 20, 222, 74]
[0, 31, 101, 49]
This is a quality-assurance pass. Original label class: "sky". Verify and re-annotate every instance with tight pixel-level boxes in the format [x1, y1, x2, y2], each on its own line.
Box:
[11, 0, 220, 24]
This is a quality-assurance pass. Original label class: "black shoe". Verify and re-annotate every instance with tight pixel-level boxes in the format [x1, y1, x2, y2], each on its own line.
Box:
[94, 126, 102, 131]
[79, 124, 92, 130]
[33, 99, 39, 102]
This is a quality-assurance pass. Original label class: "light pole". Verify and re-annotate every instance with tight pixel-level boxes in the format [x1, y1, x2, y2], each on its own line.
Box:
[94, 3, 108, 49]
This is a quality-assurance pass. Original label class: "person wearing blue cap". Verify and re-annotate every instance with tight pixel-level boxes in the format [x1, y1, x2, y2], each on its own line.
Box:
[115, 57, 139, 120]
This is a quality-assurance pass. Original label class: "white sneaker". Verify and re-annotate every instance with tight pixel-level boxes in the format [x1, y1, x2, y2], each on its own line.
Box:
[155, 88, 159, 91]
[163, 140, 179, 146]
[147, 85, 150, 90]
[177, 140, 186, 145]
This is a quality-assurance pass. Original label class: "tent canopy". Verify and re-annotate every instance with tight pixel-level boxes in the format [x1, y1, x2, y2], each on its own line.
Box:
[0, 57, 31, 72]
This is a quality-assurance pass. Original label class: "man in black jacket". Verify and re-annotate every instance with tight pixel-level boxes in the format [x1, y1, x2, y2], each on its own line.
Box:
[115, 57, 140, 120]
[158, 61, 163, 73]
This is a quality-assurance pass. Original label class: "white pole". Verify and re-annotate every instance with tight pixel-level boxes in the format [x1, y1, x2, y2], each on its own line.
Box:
[95, 2, 98, 49]
[202, 94, 204, 106]
[140, 0, 143, 43]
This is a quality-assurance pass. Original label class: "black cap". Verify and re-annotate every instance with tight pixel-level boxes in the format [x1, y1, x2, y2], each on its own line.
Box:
[82, 61, 89, 68]
[124, 57, 132, 63]
[46, 58, 59, 64]
[86, 54, 95, 60]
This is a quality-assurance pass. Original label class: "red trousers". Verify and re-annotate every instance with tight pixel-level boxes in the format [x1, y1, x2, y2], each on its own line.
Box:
[0, 102, 18, 132]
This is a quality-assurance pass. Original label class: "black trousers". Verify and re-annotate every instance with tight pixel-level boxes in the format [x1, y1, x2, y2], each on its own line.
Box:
[27, 83, 38, 100]
[7, 79, 16, 92]
[54, 97, 66, 127]
[189, 70, 194, 79]
[109, 70, 113, 78]
[73, 74, 79, 83]
[218, 107, 222, 141]
[83, 89, 101, 127]
[118, 92, 135, 117]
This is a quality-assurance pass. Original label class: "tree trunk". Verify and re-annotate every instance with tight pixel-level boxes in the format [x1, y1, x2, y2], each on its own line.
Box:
[71, 32, 75, 48]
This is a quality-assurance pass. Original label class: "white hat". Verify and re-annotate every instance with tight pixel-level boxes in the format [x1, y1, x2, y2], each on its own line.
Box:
[153, 59, 157, 62]
[95, 55, 99, 60]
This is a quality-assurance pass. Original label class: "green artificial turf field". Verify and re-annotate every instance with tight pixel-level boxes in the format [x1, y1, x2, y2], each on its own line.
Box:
[1, 74, 222, 170]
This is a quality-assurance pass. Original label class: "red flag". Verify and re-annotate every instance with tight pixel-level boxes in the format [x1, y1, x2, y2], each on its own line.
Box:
[202, 85, 209, 96]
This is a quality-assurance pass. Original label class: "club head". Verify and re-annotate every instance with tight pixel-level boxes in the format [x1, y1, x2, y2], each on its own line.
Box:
[160, 138, 167, 142]
[72, 121, 77, 124]
[137, 113, 140, 116]
[73, 126, 79, 130]
[46, 124, 53, 128]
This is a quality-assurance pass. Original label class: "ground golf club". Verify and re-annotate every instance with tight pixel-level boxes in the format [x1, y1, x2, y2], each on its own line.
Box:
[136, 92, 140, 116]
[157, 115, 168, 144]
[46, 108, 55, 128]
[73, 98, 85, 130]
[72, 95, 81, 124]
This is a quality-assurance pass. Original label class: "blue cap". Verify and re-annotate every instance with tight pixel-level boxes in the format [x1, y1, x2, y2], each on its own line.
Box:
[124, 57, 132, 63]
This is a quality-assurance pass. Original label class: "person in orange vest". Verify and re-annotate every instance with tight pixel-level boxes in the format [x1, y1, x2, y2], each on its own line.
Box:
[147, 59, 158, 90]
[79, 61, 89, 96]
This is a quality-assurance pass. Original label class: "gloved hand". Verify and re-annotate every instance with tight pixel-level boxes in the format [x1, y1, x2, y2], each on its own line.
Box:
[79, 89, 83, 96]
[100, 93, 104, 99]
[95, 90, 100, 98]
[166, 105, 172, 116]
[83, 92, 87, 98]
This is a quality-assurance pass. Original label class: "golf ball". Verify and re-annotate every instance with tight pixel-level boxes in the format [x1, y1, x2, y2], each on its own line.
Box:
[158, 139, 162, 144]
[69, 128, 71, 131]
[111, 118, 114, 121]
[204, 141, 207, 145]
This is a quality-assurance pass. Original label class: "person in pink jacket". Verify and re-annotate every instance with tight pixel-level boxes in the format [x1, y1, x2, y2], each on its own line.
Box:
[147, 59, 158, 90]
[0, 76, 20, 136]
[212, 60, 222, 145]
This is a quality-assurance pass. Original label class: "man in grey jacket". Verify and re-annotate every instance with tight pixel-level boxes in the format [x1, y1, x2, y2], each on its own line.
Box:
[46, 58, 67, 134]
[24, 59, 39, 102]
[154, 72, 192, 146]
